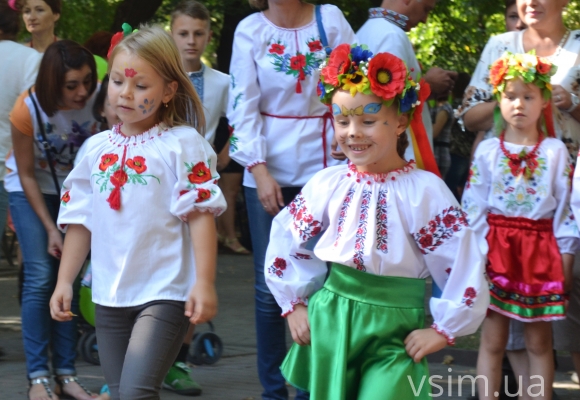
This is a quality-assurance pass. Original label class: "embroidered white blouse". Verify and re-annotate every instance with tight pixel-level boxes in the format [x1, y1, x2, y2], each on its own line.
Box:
[459, 30, 580, 163]
[227, 4, 356, 188]
[462, 137, 579, 256]
[57, 124, 227, 307]
[265, 162, 489, 341]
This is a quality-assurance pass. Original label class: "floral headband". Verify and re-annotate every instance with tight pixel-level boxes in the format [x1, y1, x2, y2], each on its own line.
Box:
[107, 23, 138, 59]
[317, 44, 430, 121]
[489, 51, 557, 101]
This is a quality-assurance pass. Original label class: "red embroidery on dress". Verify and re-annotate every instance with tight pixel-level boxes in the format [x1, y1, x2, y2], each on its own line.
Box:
[281, 297, 308, 317]
[126, 156, 147, 174]
[412, 206, 469, 254]
[307, 40, 323, 52]
[290, 253, 313, 260]
[187, 162, 212, 184]
[376, 189, 388, 253]
[99, 154, 118, 171]
[269, 43, 285, 55]
[353, 190, 371, 271]
[195, 188, 212, 203]
[268, 257, 287, 278]
[61, 191, 70, 206]
[348, 160, 416, 183]
[288, 193, 323, 241]
[431, 323, 455, 346]
[462, 287, 477, 308]
[334, 188, 355, 247]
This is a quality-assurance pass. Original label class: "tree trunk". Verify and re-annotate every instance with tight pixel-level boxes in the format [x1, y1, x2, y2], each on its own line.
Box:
[111, 0, 164, 32]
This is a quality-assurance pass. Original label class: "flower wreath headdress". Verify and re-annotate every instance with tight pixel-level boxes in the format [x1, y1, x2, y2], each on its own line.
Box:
[107, 23, 138, 59]
[489, 50, 557, 137]
[317, 43, 440, 177]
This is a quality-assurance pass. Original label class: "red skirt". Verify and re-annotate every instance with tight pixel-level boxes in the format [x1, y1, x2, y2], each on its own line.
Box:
[486, 213, 566, 322]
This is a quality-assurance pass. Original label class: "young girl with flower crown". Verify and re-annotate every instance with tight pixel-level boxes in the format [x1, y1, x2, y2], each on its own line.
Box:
[264, 44, 489, 400]
[462, 51, 579, 400]
[48, 25, 226, 400]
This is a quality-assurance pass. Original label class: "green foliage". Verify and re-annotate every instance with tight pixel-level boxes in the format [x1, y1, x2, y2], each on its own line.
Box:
[57, 0, 120, 44]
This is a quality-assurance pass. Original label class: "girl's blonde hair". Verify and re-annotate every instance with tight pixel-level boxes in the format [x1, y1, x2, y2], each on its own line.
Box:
[108, 25, 205, 134]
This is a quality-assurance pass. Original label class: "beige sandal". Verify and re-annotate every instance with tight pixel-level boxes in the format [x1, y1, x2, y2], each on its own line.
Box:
[223, 237, 251, 255]
[28, 377, 55, 400]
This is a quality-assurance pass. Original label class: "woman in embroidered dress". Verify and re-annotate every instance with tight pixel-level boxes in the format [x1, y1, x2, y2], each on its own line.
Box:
[264, 45, 488, 400]
[9, 39, 99, 400]
[19, 0, 61, 53]
[49, 26, 226, 400]
[227, 1, 355, 398]
[462, 52, 579, 400]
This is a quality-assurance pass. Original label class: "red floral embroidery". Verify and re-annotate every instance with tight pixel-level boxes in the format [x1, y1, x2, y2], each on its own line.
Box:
[195, 188, 211, 203]
[375, 189, 388, 253]
[179, 190, 190, 197]
[99, 153, 119, 171]
[269, 43, 285, 55]
[281, 297, 308, 317]
[268, 257, 287, 278]
[288, 193, 323, 241]
[188, 162, 211, 184]
[290, 53, 307, 72]
[334, 188, 355, 247]
[61, 191, 70, 204]
[353, 190, 372, 271]
[445, 268, 452, 275]
[412, 206, 469, 254]
[110, 170, 128, 187]
[462, 287, 477, 308]
[290, 253, 313, 260]
[126, 156, 147, 174]
[307, 40, 323, 52]
[431, 323, 455, 346]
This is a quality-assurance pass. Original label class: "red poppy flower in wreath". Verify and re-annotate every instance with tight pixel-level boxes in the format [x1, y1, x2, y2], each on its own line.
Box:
[188, 162, 211, 184]
[126, 156, 147, 174]
[269, 43, 285, 55]
[308, 40, 323, 52]
[367, 52, 407, 100]
[61, 191, 71, 204]
[290, 53, 307, 72]
[489, 58, 508, 87]
[536, 57, 552, 74]
[110, 170, 128, 187]
[195, 188, 211, 203]
[99, 153, 119, 171]
[320, 43, 351, 86]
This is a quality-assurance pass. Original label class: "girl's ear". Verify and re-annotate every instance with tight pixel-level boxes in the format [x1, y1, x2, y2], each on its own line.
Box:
[396, 113, 410, 135]
[163, 81, 179, 104]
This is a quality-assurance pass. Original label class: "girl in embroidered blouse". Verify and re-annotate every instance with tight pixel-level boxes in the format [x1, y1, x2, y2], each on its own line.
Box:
[49, 25, 226, 400]
[462, 52, 579, 400]
[264, 44, 488, 400]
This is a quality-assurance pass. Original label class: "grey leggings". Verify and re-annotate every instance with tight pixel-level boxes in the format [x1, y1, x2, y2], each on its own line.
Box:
[95, 300, 190, 400]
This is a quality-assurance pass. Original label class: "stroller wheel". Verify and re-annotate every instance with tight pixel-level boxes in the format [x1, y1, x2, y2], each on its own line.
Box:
[190, 332, 223, 366]
[81, 331, 100, 365]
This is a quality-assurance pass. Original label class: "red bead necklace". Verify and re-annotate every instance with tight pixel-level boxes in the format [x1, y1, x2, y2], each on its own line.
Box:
[499, 131, 544, 179]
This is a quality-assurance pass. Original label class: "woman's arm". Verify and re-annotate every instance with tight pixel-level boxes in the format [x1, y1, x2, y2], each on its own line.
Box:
[463, 101, 497, 133]
[432, 109, 450, 140]
[11, 123, 63, 257]
[185, 210, 218, 325]
[50, 224, 91, 321]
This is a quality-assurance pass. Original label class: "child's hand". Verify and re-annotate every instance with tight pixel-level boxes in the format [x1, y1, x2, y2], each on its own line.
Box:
[286, 304, 310, 346]
[185, 281, 217, 324]
[404, 328, 448, 363]
[50, 283, 74, 322]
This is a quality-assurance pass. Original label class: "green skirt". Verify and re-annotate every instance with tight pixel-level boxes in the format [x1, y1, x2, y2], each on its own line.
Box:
[281, 263, 430, 400]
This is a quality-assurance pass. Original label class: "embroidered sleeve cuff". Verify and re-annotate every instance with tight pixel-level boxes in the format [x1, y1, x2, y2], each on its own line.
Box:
[281, 297, 309, 317]
[179, 207, 225, 222]
[431, 323, 455, 346]
[247, 160, 266, 172]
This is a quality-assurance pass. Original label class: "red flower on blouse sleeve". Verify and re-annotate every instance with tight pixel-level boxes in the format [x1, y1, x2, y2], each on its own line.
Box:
[99, 154, 119, 171]
[188, 162, 212, 184]
[195, 188, 212, 203]
[61, 191, 70, 204]
[126, 156, 147, 174]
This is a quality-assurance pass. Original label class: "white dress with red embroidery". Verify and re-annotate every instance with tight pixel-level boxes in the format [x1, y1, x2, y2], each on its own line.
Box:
[462, 137, 579, 256]
[265, 161, 489, 343]
[227, 4, 356, 188]
[57, 124, 226, 307]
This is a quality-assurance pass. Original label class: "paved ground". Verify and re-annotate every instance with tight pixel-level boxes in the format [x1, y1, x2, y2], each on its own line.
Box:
[1, 254, 579, 399]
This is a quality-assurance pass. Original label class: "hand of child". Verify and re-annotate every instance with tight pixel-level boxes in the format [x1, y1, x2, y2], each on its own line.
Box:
[286, 304, 310, 346]
[49, 283, 74, 322]
[47, 227, 63, 259]
[404, 328, 448, 363]
[185, 281, 218, 325]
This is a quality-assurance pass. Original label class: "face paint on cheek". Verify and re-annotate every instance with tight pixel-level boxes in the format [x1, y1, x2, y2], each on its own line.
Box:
[125, 68, 137, 78]
[138, 98, 155, 114]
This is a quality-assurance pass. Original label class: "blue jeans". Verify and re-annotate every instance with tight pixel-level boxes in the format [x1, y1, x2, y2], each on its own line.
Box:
[0, 184, 8, 258]
[444, 154, 471, 202]
[9, 191, 78, 379]
[245, 187, 309, 400]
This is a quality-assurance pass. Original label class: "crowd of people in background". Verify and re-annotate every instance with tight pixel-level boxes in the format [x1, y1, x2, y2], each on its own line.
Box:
[1, 0, 580, 399]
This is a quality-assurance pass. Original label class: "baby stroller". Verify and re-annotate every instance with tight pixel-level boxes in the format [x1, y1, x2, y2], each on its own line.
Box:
[77, 263, 223, 366]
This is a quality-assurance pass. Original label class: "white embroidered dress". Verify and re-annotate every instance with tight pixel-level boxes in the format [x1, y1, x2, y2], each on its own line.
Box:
[227, 5, 356, 188]
[462, 137, 579, 256]
[57, 124, 226, 307]
[460, 30, 580, 162]
[265, 162, 489, 341]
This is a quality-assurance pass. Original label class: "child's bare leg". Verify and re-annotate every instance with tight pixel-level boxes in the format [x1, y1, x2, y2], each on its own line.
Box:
[506, 350, 531, 400]
[523, 321, 553, 400]
[477, 310, 510, 399]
